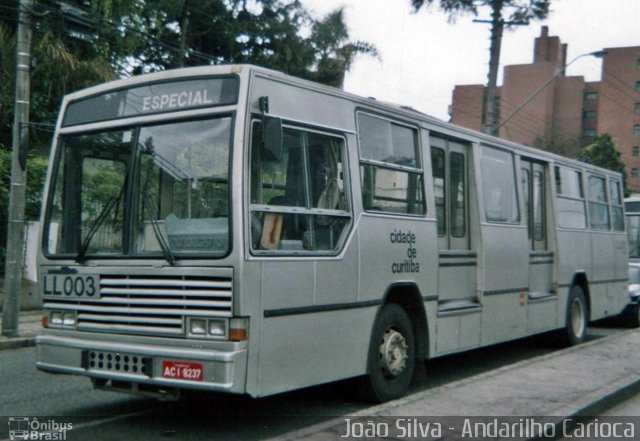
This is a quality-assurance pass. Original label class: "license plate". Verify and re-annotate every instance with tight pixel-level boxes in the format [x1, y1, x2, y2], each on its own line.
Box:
[42, 274, 100, 299]
[162, 361, 203, 381]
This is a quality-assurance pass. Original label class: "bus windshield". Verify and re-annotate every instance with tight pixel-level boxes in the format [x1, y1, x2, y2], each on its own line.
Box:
[45, 117, 232, 260]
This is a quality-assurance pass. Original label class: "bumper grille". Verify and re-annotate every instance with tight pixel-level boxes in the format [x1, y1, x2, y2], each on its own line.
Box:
[44, 274, 233, 337]
[83, 350, 152, 376]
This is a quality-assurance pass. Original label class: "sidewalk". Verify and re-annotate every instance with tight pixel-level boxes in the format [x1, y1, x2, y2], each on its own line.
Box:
[274, 329, 640, 440]
[0, 310, 42, 350]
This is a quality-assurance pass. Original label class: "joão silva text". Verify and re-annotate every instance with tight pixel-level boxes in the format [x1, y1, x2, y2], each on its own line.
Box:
[340, 417, 635, 439]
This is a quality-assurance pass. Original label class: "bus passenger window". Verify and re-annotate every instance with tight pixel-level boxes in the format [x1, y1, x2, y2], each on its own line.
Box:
[587, 175, 610, 230]
[610, 180, 624, 231]
[357, 113, 424, 215]
[450, 152, 466, 237]
[431, 147, 446, 236]
[249, 122, 350, 253]
[555, 166, 586, 229]
[480, 146, 519, 223]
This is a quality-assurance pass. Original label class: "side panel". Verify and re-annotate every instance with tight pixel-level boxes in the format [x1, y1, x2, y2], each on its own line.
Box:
[527, 260, 558, 332]
[255, 225, 367, 397]
[246, 75, 435, 397]
[590, 232, 617, 318]
[358, 217, 437, 301]
[480, 225, 530, 345]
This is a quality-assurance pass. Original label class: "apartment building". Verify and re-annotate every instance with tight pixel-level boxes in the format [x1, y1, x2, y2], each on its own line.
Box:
[450, 26, 640, 192]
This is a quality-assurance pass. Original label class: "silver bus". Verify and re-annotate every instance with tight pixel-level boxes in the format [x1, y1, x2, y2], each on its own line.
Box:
[36, 65, 629, 402]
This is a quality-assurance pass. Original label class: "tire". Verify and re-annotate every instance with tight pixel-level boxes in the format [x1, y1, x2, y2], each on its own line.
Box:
[561, 285, 588, 346]
[628, 304, 640, 328]
[362, 304, 415, 403]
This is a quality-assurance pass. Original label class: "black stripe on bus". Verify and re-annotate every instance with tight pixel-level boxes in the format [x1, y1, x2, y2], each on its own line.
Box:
[439, 262, 477, 268]
[437, 305, 483, 317]
[439, 252, 478, 259]
[264, 300, 381, 318]
[558, 278, 628, 288]
[589, 278, 629, 285]
[264, 294, 439, 318]
[529, 260, 554, 265]
[483, 287, 529, 296]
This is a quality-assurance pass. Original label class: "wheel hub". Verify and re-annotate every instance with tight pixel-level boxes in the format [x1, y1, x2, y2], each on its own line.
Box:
[379, 328, 408, 377]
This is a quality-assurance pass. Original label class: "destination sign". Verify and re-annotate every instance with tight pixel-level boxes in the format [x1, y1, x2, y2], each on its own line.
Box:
[62, 76, 239, 127]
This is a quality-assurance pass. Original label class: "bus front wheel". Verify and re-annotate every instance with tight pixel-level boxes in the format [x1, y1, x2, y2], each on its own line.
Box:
[363, 304, 415, 403]
[562, 285, 588, 346]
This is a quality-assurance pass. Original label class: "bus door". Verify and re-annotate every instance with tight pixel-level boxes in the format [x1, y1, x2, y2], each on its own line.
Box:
[521, 159, 557, 332]
[430, 136, 479, 354]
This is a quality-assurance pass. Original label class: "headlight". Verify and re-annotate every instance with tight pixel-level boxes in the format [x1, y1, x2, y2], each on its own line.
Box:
[186, 317, 229, 338]
[62, 312, 76, 326]
[50, 311, 63, 326]
[208, 319, 227, 337]
[189, 318, 207, 335]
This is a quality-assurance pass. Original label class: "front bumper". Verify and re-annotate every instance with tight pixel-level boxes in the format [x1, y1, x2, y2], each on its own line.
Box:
[36, 332, 248, 395]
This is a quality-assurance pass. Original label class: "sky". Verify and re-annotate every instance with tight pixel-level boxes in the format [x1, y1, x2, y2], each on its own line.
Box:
[300, 0, 640, 121]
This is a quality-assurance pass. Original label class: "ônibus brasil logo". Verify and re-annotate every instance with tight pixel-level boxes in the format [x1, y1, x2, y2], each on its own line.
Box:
[8, 417, 73, 440]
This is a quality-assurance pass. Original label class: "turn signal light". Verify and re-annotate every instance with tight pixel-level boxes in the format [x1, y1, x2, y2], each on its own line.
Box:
[229, 318, 248, 341]
[229, 328, 247, 341]
[42, 316, 49, 328]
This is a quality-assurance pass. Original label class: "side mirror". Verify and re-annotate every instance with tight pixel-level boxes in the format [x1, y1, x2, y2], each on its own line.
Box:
[261, 116, 282, 162]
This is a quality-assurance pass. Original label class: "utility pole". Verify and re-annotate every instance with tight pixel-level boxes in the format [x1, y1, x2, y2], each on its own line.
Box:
[178, 0, 190, 68]
[2, 0, 33, 337]
[480, 3, 504, 137]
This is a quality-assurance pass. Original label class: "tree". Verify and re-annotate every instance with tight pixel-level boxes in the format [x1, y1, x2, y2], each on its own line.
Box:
[307, 8, 378, 88]
[579, 133, 629, 196]
[411, 0, 550, 135]
[0, 0, 136, 273]
[1, 1, 375, 271]
[532, 135, 581, 159]
[108, 1, 376, 87]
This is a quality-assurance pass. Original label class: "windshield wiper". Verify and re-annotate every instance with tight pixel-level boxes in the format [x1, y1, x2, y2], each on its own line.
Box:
[76, 196, 119, 263]
[143, 193, 176, 266]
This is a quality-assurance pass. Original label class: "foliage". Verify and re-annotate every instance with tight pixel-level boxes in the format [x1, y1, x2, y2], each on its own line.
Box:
[113, 0, 376, 85]
[0, 21, 116, 156]
[579, 133, 629, 196]
[0, 148, 49, 247]
[0, 0, 374, 260]
[308, 8, 378, 87]
[1, 1, 375, 153]
[532, 135, 581, 159]
[410, 0, 550, 25]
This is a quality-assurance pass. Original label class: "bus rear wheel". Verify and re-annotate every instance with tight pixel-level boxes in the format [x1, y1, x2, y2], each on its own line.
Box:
[627, 304, 640, 328]
[562, 285, 588, 346]
[363, 304, 415, 403]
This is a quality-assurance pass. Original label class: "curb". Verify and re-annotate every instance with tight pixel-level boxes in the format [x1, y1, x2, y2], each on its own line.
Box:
[0, 336, 36, 351]
[526, 376, 640, 441]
